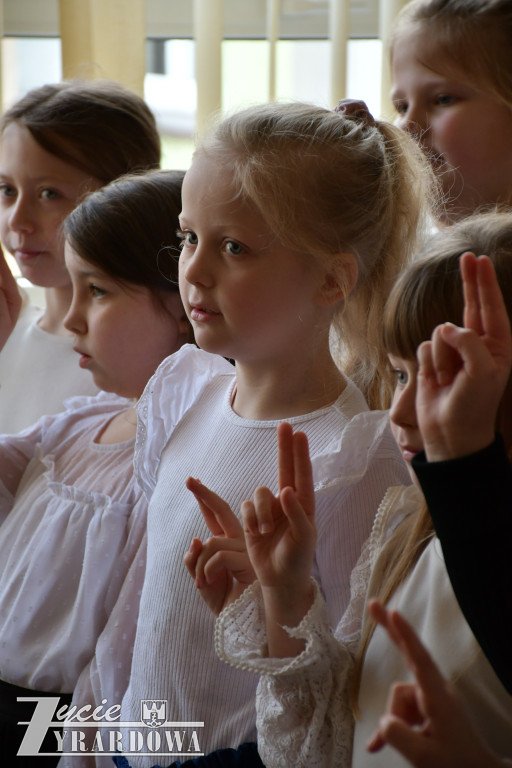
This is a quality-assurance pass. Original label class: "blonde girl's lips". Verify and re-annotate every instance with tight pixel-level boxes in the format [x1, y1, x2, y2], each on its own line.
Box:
[190, 306, 222, 322]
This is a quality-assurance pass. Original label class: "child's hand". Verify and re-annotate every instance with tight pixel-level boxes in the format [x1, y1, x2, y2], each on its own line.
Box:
[0, 246, 21, 351]
[241, 422, 316, 591]
[366, 600, 509, 768]
[242, 422, 317, 656]
[184, 478, 256, 616]
[416, 252, 512, 460]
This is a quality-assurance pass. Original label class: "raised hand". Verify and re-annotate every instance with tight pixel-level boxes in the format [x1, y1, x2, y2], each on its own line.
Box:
[0, 246, 21, 352]
[241, 422, 317, 656]
[241, 421, 315, 589]
[416, 252, 512, 460]
[366, 600, 510, 768]
[184, 478, 256, 616]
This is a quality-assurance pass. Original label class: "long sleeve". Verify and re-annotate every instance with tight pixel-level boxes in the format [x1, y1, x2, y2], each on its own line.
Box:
[215, 580, 355, 768]
[214, 486, 414, 768]
[412, 435, 512, 694]
[0, 417, 47, 519]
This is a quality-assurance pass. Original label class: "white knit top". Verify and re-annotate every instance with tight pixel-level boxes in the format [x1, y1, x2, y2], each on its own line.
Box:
[120, 344, 410, 767]
[0, 300, 98, 434]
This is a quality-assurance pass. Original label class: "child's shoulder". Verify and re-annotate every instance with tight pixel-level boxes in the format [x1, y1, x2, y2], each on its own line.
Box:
[147, 344, 234, 388]
[134, 345, 235, 499]
[61, 389, 132, 416]
[311, 409, 406, 492]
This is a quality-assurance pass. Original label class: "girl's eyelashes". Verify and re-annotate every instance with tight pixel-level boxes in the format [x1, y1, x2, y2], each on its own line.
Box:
[89, 283, 107, 299]
[435, 94, 457, 106]
[176, 229, 246, 257]
[0, 183, 16, 198]
[225, 240, 245, 256]
[393, 100, 408, 116]
[390, 367, 408, 386]
[176, 228, 197, 248]
[41, 188, 60, 200]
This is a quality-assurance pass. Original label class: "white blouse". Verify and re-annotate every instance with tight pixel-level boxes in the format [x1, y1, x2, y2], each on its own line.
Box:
[0, 391, 143, 694]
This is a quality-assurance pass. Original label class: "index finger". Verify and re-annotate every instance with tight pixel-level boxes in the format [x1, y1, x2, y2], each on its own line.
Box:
[186, 477, 243, 539]
[369, 600, 447, 704]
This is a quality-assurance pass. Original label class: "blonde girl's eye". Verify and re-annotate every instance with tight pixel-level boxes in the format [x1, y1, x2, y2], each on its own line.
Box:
[225, 240, 245, 256]
[393, 100, 408, 116]
[392, 368, 408, 386]
[435, 94, 456, 106]
[176, 229, 198, 249]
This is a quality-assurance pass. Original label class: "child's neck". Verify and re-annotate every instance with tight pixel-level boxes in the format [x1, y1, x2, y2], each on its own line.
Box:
[232, 351, 346, 421]
[96, 405, 138, 444]
[38, 285, 74, 336]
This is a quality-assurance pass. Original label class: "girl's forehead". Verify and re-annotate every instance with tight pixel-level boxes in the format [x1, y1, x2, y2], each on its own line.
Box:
[182, 155, 244, 212]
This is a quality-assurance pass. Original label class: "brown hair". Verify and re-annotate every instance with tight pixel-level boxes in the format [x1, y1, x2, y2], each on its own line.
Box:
[1, 79, 161, 184]
[196, 101, 438, 409]
[390, 0, 512, 110]
[351, 209, 512, 712]
[63, 170, 190, 326]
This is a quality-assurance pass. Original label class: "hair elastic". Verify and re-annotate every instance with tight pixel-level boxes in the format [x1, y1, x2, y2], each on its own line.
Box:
[334, 98, 376, 128]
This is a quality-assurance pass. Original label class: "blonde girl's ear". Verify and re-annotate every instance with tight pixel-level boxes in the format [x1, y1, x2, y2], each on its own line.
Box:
[317, 252, 358, 307]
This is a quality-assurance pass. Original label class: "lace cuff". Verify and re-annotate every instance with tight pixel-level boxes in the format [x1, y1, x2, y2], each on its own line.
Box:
[215, 579, 343, 677]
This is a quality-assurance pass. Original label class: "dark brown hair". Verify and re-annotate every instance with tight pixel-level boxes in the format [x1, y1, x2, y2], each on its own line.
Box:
[1, 79, 161, 184]
[63, 169, 186, 313]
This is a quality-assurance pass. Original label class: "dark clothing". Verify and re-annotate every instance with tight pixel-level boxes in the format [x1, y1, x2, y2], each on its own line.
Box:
[412, 434, 512, 694]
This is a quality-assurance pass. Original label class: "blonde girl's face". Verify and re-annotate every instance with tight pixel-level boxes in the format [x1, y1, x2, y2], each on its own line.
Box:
[391, 27, 512, 223]
[63, 244, 188, 399]
[178, 154, 331, 367]
[388, 354, 423, 483]
[0, 122, 101, 289]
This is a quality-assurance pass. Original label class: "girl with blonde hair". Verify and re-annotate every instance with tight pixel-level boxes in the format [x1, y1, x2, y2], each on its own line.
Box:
[389, 0, 512, 225]
[116, 99, 436, 767]
[197, 212, 512, 767]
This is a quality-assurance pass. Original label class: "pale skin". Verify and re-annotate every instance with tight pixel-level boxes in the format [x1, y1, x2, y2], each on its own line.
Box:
[391, 28, 512, 223]
[416, 251, 512, 461]
[0, 122, 101, 339]
[178, 154, 357, 421]
[180, 151, 359, 650]
[63, 243, 189, 444]
[366, 600, 512, 768]
[184, 421, 317, 657]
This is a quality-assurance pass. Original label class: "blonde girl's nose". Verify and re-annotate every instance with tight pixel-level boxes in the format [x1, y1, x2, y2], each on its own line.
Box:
[181, 244, 213, 287]
[396, 103, 429, 139]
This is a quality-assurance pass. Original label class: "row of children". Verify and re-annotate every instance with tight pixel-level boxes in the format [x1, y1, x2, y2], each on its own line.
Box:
[0, 0, 509, 766]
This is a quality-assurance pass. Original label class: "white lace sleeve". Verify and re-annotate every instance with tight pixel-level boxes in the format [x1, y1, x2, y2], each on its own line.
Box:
[215, 580, 355, 768]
